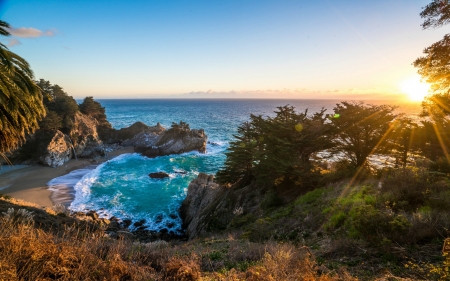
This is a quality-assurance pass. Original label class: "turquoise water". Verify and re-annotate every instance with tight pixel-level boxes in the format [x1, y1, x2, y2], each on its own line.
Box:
[49, 99, 420, 233]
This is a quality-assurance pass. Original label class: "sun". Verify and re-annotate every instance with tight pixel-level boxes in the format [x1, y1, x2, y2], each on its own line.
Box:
[399, 76, 430, 101]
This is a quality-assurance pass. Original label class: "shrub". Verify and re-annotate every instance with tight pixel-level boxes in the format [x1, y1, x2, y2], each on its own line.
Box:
[381, 167, 450, 211]
[261, 189, 283, 210]
[164, 256, 200, 281]
[2, 208, 34, 225]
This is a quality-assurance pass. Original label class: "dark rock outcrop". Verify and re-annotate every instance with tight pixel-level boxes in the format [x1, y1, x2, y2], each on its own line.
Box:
[180, 173, 223, 239]
[107, 121, 207, 158]
[149, 172, 170, 179]
[180, 173, 263, 240]
[104, 122, 165, 144]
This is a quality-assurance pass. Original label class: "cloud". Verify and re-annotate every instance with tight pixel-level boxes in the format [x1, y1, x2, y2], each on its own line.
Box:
[8, 27, 56, 38]
[7, 38, 21, 47]
[174, 87, 407, 100]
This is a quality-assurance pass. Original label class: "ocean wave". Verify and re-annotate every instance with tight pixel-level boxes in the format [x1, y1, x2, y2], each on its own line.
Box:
[69, 164, 105, 212]
[60, 140, 225, 233]
[65, 153, 192, 233]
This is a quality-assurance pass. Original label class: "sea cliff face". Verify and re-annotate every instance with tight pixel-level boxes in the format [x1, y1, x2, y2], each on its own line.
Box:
[179, 173, 222, 239]
[179, 173, 262, 240]
[11, 118, 207, 168]
[70, 112, 104, 158]
[9, 112, 105, 168]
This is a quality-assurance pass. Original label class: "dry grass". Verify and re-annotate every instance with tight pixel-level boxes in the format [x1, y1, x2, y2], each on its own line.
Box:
[207, 243, 356, 281]
[0, 208, 156, 280]
[0, 207, 352, 280]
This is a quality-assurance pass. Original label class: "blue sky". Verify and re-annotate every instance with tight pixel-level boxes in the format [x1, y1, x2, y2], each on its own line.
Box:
[0, 0, 447, 99]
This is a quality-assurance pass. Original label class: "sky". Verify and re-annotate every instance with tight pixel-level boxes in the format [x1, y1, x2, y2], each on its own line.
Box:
[0, 0, 447, 99]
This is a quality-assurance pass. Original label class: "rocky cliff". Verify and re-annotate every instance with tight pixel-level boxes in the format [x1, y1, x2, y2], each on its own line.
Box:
[69, 112, 105, 158]
[39, 131, 73, 167]
[37, 113, 105, 167]
[179, 173, 262, 240]
[131, 129, 208, 157]
[12, 119, 207, 168]
[10, 112, 105, 168]
[124, 124, 207, 158]
[105, 121, 165, 143]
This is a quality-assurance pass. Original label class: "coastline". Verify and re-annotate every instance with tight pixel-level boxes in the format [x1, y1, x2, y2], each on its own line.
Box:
[0, 146, 134, 208]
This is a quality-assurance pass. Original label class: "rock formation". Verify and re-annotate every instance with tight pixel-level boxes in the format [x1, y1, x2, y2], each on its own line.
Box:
[11, 112, 105, 168]
[180, 173, 264, 240]
[69, 112, 105, 158]
[104, 122, 165, 143]
[149, 172, 170, 179]
[179, 173, 222, 239]
[12, 116, 206, 167]
[39, 131, 73, 167]
[132, 127, 207, 158]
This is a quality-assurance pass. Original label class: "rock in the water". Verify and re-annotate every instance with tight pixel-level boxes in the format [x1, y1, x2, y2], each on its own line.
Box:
[122, 219, 132, 228]
[133, 219, 146, 227]
[109, 122, 165, 144]
[155, 214, 164, 223]
[131, 125, 207, 158]
[149, 172, 170, 179]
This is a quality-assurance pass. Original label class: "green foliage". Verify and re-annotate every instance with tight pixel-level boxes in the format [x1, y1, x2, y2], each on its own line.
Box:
[79, 96, 110, 127]
[38, 110, 62, 131]
[294, 187, 326, 205]
[229, 213, 256, 228]
[170, 120, 190, 132]
[328, 211, 346, 229]
[216, 121, 256, 185]
[208, 250, 224, 261]
[260, 189, 283, 210]
[0, 21, 46, 153]
[415, 34, 450, 97]
[385, 116, 421, 167]
[420, 0, 450, 29]
[156, 120, 191, 146]
[217, 105, 333, 190]
[415, 120, 450, 162]
[380, 167, 450, 212]
[430, 156, 450, 173]
[36, 79, 78, 133]
[330, 101, 397, 168]
[413, 2, 450, 165]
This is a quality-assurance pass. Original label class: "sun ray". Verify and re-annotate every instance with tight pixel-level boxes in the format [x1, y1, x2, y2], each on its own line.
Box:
[431, 121, 450, 162]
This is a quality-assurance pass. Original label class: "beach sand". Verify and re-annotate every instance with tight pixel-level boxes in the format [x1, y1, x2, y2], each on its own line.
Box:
[0, 146, 134, 207]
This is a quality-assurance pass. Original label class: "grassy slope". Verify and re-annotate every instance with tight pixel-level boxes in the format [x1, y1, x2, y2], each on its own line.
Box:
[225, 169, 450, 280]
[0, 195, 351, 280]
[1, 167, 449, 280]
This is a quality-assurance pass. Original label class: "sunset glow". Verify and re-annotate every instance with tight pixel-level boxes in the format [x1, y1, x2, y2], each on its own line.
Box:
[399, 76, 430, 101]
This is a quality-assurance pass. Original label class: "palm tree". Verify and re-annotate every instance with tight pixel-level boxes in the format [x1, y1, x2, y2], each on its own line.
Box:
[0, 20, 45, 156]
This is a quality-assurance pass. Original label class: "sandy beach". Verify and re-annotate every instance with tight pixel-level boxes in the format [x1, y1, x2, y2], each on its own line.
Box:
[0, 146, 135, 207]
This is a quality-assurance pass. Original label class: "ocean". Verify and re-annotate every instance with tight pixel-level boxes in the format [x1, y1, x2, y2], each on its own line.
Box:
[47, 99, 421, 233]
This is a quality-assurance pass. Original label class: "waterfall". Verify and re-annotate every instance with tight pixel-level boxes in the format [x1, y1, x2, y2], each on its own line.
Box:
[67, 137, 78, 160]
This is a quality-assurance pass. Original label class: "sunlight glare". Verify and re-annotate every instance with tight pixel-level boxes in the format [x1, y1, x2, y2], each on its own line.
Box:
[399, 76, 430, 101]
